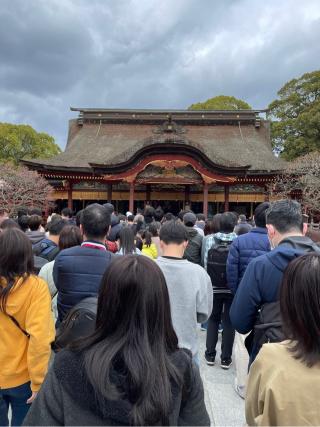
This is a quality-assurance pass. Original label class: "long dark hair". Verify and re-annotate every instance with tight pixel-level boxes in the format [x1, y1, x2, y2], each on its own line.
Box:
[118, 227, 136, 254]
[0, 228, 34, 312]
[141, 230, 152, 247]
[280, 253, 320, 367]
[79, 255, 181, 425]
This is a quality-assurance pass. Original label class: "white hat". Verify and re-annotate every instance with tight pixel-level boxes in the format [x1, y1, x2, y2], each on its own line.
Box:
[126, 211, 133, 217]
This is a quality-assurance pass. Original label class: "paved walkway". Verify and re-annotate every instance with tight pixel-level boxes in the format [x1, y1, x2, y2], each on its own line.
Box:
[198, 329, 245, 426]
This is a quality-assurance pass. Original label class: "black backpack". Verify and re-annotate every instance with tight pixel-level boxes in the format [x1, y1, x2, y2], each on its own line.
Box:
[207, 240, 232, 289]
[33, 238, 59, 261]
[52, 297, 98, 353]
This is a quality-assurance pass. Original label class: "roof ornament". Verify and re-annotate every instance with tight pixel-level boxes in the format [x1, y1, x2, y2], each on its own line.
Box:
[153, 116, 186, 135]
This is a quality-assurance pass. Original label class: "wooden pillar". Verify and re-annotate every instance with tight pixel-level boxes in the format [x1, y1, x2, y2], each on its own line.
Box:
[203, 182, 209, 218]
[65, 180, 73, 210]
[185, 185, 190, 210]
[107, 183, 113, 203]
[146, 184, 151, 203]
[250, 202, 254, 218]
[129, 181, 135, 213]
[224, 184, 229, 212]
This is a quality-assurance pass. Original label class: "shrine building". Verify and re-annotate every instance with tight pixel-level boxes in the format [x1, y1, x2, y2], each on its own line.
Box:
[23, 107, 285, 217]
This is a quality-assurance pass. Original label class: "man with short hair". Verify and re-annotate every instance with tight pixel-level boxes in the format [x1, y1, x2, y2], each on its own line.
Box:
[33, 216, 68, 261]
[234, 214, 252, 235]
[156, 220, 212, 362]
[61, 207, 75, 224]
[54, 204, 113, 322]
[230, 199, 320, 363]
[195, 213, 206, 236]
[183, 212, 203, 264]
[26, 214, 46, 244]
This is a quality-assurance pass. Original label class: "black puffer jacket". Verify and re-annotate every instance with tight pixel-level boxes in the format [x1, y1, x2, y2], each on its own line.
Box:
[183, 227, 203, 265]
[24, 349, 210, 426]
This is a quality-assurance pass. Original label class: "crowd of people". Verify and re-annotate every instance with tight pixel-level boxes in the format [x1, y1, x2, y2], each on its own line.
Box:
[0, 199, 320, 426]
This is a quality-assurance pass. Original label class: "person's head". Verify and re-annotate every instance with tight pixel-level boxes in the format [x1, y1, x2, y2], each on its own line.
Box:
[103, 203, 114, 215]
[0, 219, 20, 232]
[118, 214, 127, 223]
[18, 215, 29, 232]
[28, 215, 42, 231]
[47, 216, 68, 245]
[253, 202, 270, 228]
[159, 220, 188, 257]
[183, 212, 197, 227]
[144, 206, 155, 224]
[0, 229, 34, 312]
[238, 214, 247, 223]
[266, 199, 306, 248]
[196, 213, 206, 223]
[148, 222, 158, 237]
[117, 226, 136, 254]
[141, 230, 152, 247]
[204, 213, 222, 236]
[280, 253, 320, 367]
[29, 207, 42, 217]
[219, 212, 238, 233]
[154, 206, 164, 222]
[81, 203, 111, 242]
[17, 207, 29, 218]
[127, 214, 135, 223]
[61, 207, 73, 219]
[58, 225, 83, 250]
[162, 212, 175, 223]
[177, 210, 188, 222]
[81, 255, 180, 425]
[134, 213, 144, 224]
[0, 208, 9, 225]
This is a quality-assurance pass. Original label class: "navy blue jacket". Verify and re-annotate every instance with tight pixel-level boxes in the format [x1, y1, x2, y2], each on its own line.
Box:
[230, 236, 320, 341]
[226, 227, 270, 294]
[53, 243, 114, 322]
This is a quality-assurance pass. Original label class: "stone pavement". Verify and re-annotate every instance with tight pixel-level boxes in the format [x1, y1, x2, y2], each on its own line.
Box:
[198, 329, 246, 426]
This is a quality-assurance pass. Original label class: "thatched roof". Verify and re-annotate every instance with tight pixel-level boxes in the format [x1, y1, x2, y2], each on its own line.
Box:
[24, 108, 285, 175]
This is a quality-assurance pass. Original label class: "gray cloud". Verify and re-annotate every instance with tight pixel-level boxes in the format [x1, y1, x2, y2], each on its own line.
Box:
[0, 0, 319, 148]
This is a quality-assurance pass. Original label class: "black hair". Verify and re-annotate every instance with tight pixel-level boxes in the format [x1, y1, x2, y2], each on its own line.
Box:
[59, 225, 83, 250]
[0, 229, 34, 313]
[29, 207, 42, 216]
[154, 206, 164, 222]
[144, 206, 155, 224]
[0, 219, 20, 231]
[266, 199, 303, 233]
[61, 207, 73, 218]
[28, 215, 42, 231]
[280, 253, 320, 367]
[204, 213, 222, 236]
[18, 215, 29, 232]
[159, 220, 188, 245]
[177, 210, 188, 222]
[141, 230, 152, 247]
[196, 213, 206, 221]
[103, 203, 114, 215]
[76, 255, 181, 425]
[118, 227, 136, 254]
[81, 204, 111, 240]
[118, 214, 126, 222]
[219, 212, 238, 233]
[127, 214, 135, 222]
[47, 217, 68, 236]
[254, 202, 270, 228]
[239, 214, 247, 222]
[163, 212, 175, 222]
[148, 222, 158, 237]
[17, 207, 29, 218]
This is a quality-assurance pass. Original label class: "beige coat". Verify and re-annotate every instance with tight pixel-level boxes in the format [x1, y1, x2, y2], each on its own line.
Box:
[246, 341, 320, 426]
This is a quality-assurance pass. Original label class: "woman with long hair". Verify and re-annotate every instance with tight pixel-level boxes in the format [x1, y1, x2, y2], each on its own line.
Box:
[246, 253, 320, 426]
[0, 229, 55, 426]
[141, 230, 158, 259]
[24, 255, 210, 426]
[116, 226, 141, 255]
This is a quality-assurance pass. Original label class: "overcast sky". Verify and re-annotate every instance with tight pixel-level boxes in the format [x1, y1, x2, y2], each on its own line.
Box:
[1, 0, 320, 148]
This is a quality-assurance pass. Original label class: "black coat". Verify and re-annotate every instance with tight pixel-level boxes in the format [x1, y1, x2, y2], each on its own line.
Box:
[24, 349, 210, 426]
[183, 227, 203, 265]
